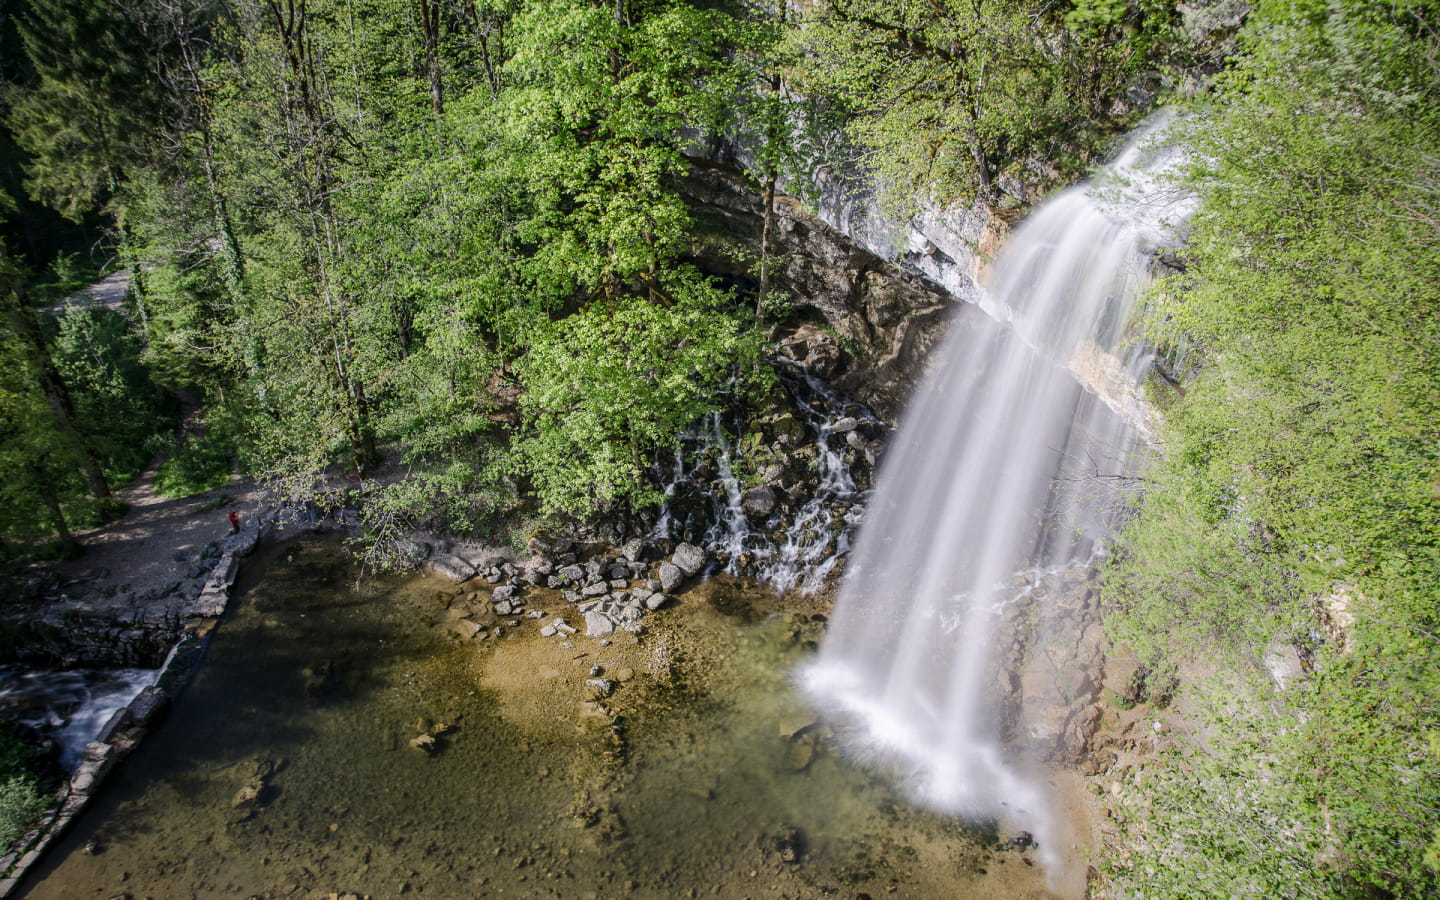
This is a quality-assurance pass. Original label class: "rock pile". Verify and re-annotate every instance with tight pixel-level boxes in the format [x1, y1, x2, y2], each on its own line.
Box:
[424, 537, 711, 642]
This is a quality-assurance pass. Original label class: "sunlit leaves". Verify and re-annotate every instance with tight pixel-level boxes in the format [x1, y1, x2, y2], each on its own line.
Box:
[513, 271, 765, 516]
[1105, 0, 1440, 892]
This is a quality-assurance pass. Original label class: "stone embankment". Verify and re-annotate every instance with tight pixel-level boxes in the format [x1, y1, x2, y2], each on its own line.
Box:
[0, 506, 329, 897]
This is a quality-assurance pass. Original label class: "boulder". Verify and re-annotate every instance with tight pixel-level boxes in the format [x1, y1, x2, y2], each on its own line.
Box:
[127, 686, 168, 727]
[644, 593, 670, 611]
[830, 416, 859, 434]
[742, 486, 777, 520]
[492, 584, 520, 604]
[671, 542, 707, 577]
[423, 554, 476, 583]
[618, 538, 648, 562]
[222, 527, 261, 557]
[558, 564, 585, 583]
[525, 559, 554, 584]
[581, 582, 609, 598]
[527, 533, 573, 557]
[658, 562, 685, 594]
[393, 539, 432, 562]
[1264, 639, 1306, 691]
[584, 611, 615, 637]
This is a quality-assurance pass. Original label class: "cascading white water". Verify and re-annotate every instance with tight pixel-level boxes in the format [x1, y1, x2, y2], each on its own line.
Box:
[801, 115, 1191, 847]
[649, 362, 881, 592]
[0, 666, 158, 769]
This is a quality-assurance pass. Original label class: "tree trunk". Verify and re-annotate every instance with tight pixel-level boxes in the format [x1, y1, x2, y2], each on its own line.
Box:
[756, 171, 777, 319]
[0, 255, 112, 500]
[418, 0, 444, 115]
[30, 464, 78, 555]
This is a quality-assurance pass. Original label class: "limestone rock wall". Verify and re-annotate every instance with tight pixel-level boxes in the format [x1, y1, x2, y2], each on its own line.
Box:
[684, 164, 1001, 423]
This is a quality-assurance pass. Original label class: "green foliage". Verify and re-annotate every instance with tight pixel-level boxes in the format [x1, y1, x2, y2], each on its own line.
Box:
[0, 321, 77, 541]
[0, 775, 47, 848]
[1103, 0, 1440, 892]
[50, 306, 171, 483]
[8, 0, 175, 219]
[3, 0, 1202, 537]
[153, 431, 232, 498]
[22, 252, 101, 306]
[513, 273, 766, 516]
[789, 0, 1183, 210]
[0, 722, 58, 849]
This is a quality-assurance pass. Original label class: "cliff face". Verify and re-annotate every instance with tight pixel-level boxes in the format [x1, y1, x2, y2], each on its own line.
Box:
[682, 162, 1012, 423]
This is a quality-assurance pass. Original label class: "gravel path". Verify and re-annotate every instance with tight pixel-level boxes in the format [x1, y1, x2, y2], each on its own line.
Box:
[43, 464, 269, 617]
[46, 270, 130, 316]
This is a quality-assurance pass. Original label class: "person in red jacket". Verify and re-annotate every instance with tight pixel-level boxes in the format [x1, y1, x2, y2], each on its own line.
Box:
[227, 510, 241, 534]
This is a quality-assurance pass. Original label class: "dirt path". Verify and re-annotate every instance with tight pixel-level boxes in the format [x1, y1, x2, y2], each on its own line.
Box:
[38, 461, 268, 618]
[45, 270, 130, 316]
[26, 268, 269, 611]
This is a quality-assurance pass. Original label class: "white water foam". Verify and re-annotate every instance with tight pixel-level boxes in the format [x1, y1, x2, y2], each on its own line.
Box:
[0, 666, 159, 770]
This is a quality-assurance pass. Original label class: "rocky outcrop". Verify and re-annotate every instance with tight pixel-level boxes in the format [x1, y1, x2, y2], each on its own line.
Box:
[684, 165, 987, 422]
[987, 566, 1111, 766]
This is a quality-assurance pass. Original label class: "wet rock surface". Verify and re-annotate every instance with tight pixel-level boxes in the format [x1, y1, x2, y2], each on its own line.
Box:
[682, 163, 984, 422]
[645, 357, 885, 594]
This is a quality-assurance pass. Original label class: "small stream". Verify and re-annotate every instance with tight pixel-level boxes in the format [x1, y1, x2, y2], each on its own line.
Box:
[18, 536, 1078, 898]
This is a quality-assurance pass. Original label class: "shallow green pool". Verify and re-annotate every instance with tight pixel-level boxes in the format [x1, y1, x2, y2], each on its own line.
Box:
[20, 536, 1074, 899]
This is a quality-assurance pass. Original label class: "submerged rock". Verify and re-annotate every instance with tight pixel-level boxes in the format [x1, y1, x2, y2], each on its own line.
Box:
[764, 825, 806, 864]
[449, 619, 484, 640]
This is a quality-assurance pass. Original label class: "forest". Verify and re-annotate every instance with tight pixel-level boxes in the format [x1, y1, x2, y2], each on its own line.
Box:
[0, 0, 1437, 895]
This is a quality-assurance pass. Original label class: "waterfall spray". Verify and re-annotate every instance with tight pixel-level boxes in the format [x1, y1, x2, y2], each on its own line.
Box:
[801, 113, 1192, 865]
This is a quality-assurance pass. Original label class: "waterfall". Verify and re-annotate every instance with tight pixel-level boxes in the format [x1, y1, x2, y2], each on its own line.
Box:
[800, 114, 1191, 848]
[649, 360, 882, 593]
